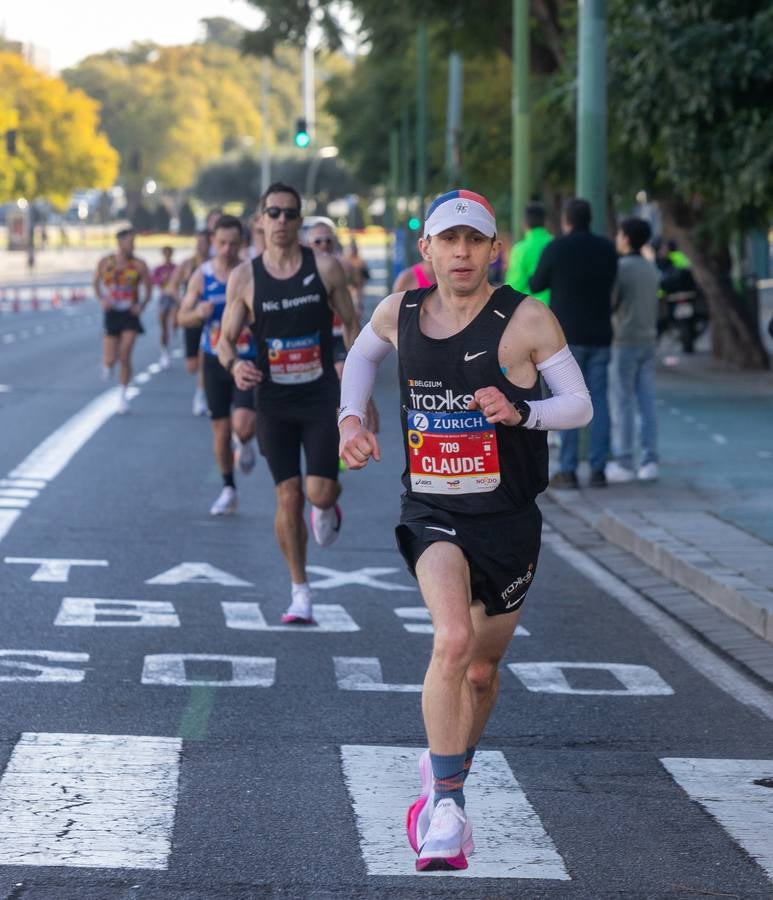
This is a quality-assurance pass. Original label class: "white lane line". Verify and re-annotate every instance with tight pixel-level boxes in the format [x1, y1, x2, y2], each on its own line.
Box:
[171, 348, 183, 358]
[757, 450, 772, 460]
[543, 532, 773, 721]
[508, 661, 674, 696]
[55, 598, 180, 628]
[341, 746, 570, 880]
[1, 334, 15, 344]
[0, 479, 47, 489]
[0, 733, 181, 870]
[0, 488, 39, 499]
[0, 511, 21, 542]
[661, 758, 773, 880]
[8, 386, 139, 483]
[147, 363, 162, 374]
[146, 562, 251, 586]
[0, 385, 10, 393]
[134, 373, 151, 385]
[711, 433, 728, 445]
[0, 499, 30, 509]
[222, 601, 359, 632]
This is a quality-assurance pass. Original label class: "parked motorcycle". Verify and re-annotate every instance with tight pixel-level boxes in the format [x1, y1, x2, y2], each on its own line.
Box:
[656, 252, 709, 353]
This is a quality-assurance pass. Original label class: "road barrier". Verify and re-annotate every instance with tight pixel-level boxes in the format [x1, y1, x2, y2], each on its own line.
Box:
[0, 284, 91, 313]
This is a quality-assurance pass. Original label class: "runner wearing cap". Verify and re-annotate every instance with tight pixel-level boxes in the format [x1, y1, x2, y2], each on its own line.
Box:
[93, 227, 152, 414]
[338, 189, 593, 871]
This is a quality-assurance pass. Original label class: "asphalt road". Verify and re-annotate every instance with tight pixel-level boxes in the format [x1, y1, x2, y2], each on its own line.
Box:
[0, 261, 772, 898]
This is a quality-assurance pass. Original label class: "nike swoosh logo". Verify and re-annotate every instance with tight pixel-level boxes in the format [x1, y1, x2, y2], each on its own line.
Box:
[426, 525, 457, 536]
[303, 273, 315, 286]
[464, 351, 487, 362]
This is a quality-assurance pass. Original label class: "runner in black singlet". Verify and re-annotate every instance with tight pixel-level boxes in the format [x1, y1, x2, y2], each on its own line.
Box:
[339, 190, 593, 871]
[216, 182, 360, 624]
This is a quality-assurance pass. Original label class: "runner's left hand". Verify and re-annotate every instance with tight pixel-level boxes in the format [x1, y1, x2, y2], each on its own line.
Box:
[468, 387, 521, 426]
[233, 360, 262, 389]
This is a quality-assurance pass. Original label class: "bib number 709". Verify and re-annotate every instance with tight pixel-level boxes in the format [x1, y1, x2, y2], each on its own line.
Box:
[439, 441, 460, 453]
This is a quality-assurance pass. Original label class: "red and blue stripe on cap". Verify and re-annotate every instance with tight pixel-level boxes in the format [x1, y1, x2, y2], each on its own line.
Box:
[425, 189, 495, 220]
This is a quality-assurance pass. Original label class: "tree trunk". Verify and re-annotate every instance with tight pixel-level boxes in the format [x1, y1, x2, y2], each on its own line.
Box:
[661, 203, 769, 370]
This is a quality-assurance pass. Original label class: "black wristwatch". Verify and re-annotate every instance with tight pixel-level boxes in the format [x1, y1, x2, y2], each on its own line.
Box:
[226, 357, 238, 374]
[512, 399, 531, 427]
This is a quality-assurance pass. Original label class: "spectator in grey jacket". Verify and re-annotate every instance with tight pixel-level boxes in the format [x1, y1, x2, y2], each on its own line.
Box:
[605, 217, 661, 483]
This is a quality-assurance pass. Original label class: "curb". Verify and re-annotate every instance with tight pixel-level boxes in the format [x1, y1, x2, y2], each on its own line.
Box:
[597, 510, 773, 645]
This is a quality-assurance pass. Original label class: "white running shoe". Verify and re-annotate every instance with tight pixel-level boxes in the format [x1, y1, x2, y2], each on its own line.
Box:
[159, 350, 171, 370]
[309, 504, 342, 547]
[605, 461, 636, 483]
[117, 394, 130, 415]
[210, 486, 237, 516]
[416, 798, 472, 872]
[406, 750, 434, 853]
[281, 588, 314, 624]
[192, 388, 208, 417]
[235, 438, 256, 475]
[638, 461, 660, 481]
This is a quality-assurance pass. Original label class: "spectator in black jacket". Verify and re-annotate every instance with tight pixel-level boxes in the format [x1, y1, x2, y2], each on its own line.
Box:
[529, 198, 618, 488]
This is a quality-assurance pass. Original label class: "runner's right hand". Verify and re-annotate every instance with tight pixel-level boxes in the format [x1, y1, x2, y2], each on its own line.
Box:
[232, 360, 262, 389]
[339, 417, 381, 469]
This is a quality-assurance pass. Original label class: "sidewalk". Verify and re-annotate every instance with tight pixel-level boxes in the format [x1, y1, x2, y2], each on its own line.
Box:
[545, 340, 773, 672]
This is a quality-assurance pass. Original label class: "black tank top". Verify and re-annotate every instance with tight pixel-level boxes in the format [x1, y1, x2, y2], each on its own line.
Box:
[398, 285, 548, 514]
[251, 246, 338, 409]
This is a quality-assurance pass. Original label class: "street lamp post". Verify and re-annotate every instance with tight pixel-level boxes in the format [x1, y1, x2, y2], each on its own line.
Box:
[305, 145, 339, 208]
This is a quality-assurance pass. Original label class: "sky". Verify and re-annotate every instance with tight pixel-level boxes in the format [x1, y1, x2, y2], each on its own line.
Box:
[1, 0, 266, 71]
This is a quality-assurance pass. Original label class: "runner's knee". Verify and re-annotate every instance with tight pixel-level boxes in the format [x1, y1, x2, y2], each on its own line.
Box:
[305, 478, 338, 509]
[276, 480, 304, 517]
[432, 624, 475, 674]
[466, 660, 498, 695]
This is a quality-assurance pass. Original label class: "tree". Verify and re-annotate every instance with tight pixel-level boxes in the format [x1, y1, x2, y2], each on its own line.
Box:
[0, 52, 118, 207]
[607, 0, 772, 368]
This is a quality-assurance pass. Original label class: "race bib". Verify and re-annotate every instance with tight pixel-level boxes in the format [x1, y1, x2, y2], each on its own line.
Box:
[406, 409, 500, 494]
[267, 333, 322, 384]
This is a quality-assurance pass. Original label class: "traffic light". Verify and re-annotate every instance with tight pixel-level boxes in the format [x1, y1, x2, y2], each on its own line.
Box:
[408, 216, 421, 232]
[294, 118, 310, 149]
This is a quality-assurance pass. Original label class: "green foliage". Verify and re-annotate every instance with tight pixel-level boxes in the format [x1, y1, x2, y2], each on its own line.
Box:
[607, 0, 773, 238]
[63, 24, 349, 194]
[0, 52, 118, 206]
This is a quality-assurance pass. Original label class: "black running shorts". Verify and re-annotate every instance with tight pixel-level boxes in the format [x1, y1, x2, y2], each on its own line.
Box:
[202, 352, 256, 420]
[396, 497, 542, 616]
[256, 403, 340, 484]
[184, 324, 203, 359]
[104, 309, 144, 336]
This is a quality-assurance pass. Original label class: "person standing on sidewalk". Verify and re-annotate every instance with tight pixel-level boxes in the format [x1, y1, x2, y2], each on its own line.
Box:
[94, 227, 152, 414]
[605, 217, 661, 483]
[505, 201, 553, 306]
[529, 197, 617, 488]
[338, 189, 592, 870]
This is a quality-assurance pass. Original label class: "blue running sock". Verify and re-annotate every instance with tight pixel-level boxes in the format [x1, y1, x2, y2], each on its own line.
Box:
[463, 745, 476, 782]
[430, 751, 467, 809]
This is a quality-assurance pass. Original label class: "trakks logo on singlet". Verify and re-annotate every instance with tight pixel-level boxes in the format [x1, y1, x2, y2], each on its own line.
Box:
[407, 379, 473, 412]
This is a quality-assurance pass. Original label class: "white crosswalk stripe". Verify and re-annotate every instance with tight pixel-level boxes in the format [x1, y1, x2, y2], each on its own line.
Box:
[661, 757, 773, 879]
[340, 744, 570, 879]
[0, 733, 181, 869]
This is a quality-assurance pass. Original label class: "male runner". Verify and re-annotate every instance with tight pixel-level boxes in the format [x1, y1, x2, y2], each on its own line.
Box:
[152, 245, 177, 369]
[170, 229, 211, 415]
[94, 227, 152, 414]
[217, 182, 359, 624]
[307, 221, 348, 377]
[338, 190, 593, 871]
[178, 216, 258, 515]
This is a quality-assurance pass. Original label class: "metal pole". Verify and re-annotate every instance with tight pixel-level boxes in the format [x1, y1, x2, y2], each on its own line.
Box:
[445, 52, 463, 188]
[512, 0, 530, 240]
[387, 129, 399, 285]
[260, 57, 271, 196]
[303, 43, 315, 141]
[415, 23, 428, 215]
[576, 0, 608, 234]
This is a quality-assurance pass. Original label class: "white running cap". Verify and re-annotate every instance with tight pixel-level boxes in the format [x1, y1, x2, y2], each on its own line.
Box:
[423, 190, 497, 239]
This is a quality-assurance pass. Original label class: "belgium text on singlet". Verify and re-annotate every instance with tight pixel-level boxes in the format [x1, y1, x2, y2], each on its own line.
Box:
[398, 286, 548, 514]
[250, 246, 338, 406]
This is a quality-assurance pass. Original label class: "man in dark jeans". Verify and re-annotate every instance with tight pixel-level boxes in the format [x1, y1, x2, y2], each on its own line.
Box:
[529, 198, 617, 488]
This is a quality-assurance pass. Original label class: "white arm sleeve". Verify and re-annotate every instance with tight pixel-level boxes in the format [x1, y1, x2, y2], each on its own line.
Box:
[520, 345, 593, 430]
[337, 322, 393, 426]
